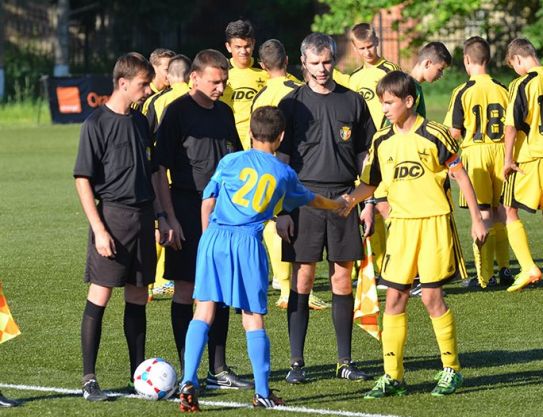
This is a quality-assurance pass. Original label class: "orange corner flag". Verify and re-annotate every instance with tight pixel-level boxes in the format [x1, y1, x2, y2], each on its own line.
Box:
[0, 282, 21, 344]
[354, 237, 381, 341]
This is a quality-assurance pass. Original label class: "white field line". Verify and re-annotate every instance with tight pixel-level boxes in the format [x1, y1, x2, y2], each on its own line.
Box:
[0, 382, 404, 417]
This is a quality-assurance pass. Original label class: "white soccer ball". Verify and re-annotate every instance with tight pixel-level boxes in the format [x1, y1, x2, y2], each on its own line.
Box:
[133, 358, 177, 400]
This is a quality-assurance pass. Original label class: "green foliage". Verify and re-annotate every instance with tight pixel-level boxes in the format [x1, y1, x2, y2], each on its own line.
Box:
[3, 42, 53, 102]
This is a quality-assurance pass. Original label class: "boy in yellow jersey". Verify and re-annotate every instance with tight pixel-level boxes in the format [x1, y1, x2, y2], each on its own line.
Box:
[134, 48, 175, 114]
[502, 38, 543, 292]
[444, 36, 511, 288]
[343, 71, 486, 398]
[146, 54, 192, 299]
[146, 54, 191, 135]
[222, 19, 269, 149]
[348, 23, 401, 278]
[251, 39, 329, 310]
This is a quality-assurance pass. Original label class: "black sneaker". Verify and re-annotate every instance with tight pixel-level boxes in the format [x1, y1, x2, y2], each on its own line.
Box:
[499, 267, 514, 286]
[285, 361, 306, 384]
[82, 379, 108, 401]
[336, 361, 372, 381]
[409, 283, 422, 297]
[253, 391, 285, 408]
[179, 383, 199, 413]
[461, 277, 480, 288]
[205, 367, 253, 390]
[487, 276, 498, 287]
[0, 391, 19, 408]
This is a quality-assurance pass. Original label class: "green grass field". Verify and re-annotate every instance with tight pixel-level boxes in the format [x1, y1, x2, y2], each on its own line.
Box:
[1, 82, 542, 417]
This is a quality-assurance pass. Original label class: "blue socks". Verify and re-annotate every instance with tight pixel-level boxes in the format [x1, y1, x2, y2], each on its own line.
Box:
[246, 329, 270, 398]
[182, 320, 210, 388]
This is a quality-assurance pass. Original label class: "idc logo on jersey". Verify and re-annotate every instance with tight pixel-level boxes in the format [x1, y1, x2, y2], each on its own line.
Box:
[393, 161, 425, 181]
[359, 87, 375, 101]
[230, 87, 258, 101]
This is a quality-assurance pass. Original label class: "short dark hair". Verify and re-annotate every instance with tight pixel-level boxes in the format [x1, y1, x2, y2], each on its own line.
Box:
[300, 32, 337, 60]
[191, 49, 229, 74]
[168, 54, 192, 83]
[149, 48, 176, 66]
[376, 70, 417, 100]
[464, 36, 490, 65]
[225, 19, 255, 42]
[250, 106, 285, 143]
[112, 52, 154, 90]
[259, 39, 287, 70]
[350, 23, 378, 43]
[506, 38, 537, 63]
[417, 42, 452, 66]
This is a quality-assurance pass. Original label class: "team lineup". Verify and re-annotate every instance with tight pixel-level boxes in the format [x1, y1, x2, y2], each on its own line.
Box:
[19, 16, 535, 414]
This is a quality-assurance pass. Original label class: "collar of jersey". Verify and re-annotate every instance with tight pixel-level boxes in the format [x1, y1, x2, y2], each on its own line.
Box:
[229, 57, 255, 69]
[393, 114, 424, 135]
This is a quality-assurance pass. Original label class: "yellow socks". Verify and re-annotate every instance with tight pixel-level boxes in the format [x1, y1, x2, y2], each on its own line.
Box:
[431, 309, 460, 371]
[506, 220, 536, 272]
[382, 312, 407, 380]
[494, 222, 509, 270]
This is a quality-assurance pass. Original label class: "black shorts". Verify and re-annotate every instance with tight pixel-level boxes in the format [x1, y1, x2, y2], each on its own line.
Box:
[84, 203, 156, 288]
[164, 189, 202, 282]
[282, 184, 363, 263]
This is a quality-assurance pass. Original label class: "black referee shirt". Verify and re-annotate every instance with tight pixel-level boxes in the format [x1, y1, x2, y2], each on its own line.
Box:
[155, 94, 243, 192]
[73, 106, 156, 206]
[278, 84, 375, 186]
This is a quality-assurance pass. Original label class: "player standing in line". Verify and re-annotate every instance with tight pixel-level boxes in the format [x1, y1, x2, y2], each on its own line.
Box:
[252, 39, 329, 311]
[221, 19, 269, 150]
[502, 38, 543, 291]
[155, 49, 252, 390]
[444, 36, 511, 288]
[73, 52, 175, 401]
[276, 33, 375, 384]
[344, 71, 486, 398]
[178, 106, 350, 412]
[145, 54, 192, 300]
[348, 23, 401, 277]
[133, 48, 175, 113]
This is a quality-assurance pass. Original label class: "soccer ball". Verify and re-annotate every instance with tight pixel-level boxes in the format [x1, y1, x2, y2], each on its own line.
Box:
[133, 358, 177, 400]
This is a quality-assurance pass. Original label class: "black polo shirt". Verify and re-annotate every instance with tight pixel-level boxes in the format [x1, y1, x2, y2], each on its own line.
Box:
[73, 105, 155, 206]
[278, 83, 375, 186]
[155, 94, 242, 192]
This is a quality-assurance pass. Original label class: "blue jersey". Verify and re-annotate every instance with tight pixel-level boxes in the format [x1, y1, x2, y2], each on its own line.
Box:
[203, 149, 315, 231]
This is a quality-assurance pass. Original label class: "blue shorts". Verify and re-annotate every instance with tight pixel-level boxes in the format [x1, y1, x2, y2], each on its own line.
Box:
[193, 223, 269, 314]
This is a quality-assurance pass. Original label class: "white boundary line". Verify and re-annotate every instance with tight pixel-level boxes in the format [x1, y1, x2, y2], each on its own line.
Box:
[0, 382, 404, 417]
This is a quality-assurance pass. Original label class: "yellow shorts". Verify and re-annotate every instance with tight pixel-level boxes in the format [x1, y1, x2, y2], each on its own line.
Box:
[459, 144, 504, 209]
[380, 214, 460, 289]
[502, 158, 543, 212]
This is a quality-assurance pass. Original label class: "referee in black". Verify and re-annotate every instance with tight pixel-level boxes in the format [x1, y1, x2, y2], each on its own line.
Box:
[74, 52, 175, 401]
[154, 49, 252, 390]
[277, 33, 376, 384]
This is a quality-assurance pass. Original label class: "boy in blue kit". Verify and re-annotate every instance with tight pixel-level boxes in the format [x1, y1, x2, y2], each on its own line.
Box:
[178, 106, 348, 412]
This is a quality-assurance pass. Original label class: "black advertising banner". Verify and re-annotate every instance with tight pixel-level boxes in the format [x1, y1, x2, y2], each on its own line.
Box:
[44, 75, 112, 124]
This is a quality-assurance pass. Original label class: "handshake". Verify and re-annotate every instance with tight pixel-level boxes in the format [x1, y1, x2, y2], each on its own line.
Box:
[334, 194, 357, 217]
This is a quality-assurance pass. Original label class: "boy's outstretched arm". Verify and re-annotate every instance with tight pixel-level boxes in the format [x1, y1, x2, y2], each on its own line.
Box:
[308, 194, 346, 211]
[451, 166, 487, 245]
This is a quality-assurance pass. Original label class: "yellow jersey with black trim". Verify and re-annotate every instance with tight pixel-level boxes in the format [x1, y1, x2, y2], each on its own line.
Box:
[333, 68, 350, 88]
[349, 58, 401, 129]
[361, 115, 461, 219]
[505, 66, 543, 162]
[146, 82, 190, 134]
[444, 74, 508, 148]
[251, 75, 303, 111]
[221, 58, 269, 149]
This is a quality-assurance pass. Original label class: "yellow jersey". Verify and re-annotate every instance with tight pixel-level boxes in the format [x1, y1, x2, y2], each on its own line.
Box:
[333, 68, 350, 88]
[362, 115, 461, 218]
[146, 82, 190, 134]
[221, 58, 268, 149]
[444, 74, 508, 148]
[348, 58, 400, 129]
[251, 75, 303, 111]
[505, 66, 543, 162]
